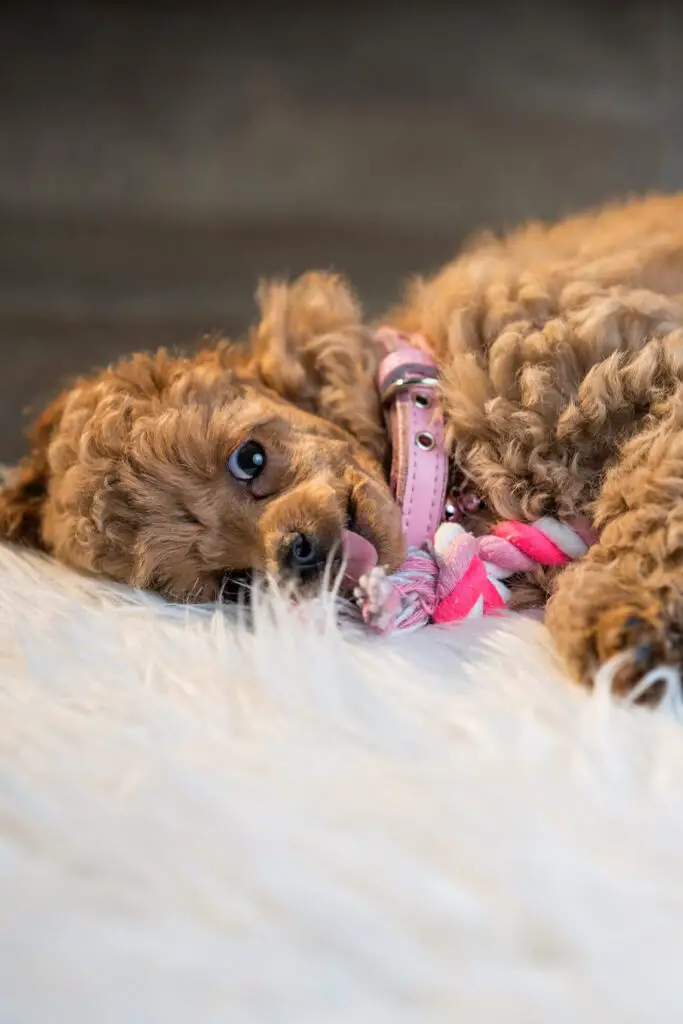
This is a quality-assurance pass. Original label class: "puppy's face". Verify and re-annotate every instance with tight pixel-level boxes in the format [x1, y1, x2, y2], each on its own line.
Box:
[96, 369, 404, 602]
[0, 273, 406, 602]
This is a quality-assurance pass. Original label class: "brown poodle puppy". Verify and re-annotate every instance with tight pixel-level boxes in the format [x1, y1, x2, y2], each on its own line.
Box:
[3, 193, 683, 693]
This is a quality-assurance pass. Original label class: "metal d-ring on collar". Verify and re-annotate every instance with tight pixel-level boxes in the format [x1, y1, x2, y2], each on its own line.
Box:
[379, 370, 439, 406]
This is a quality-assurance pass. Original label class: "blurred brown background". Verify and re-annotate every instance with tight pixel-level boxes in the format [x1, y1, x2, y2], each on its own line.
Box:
[1, 0, 682, 461]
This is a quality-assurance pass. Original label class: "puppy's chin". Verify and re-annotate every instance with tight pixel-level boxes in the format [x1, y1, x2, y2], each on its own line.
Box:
[218, 570, 253, 604]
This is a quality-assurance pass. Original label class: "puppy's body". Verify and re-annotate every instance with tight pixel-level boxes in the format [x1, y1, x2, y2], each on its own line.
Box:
[4, 193, 683, 691]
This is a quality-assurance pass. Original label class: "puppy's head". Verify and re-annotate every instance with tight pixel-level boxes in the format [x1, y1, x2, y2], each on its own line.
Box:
[0, 273, 405, 601]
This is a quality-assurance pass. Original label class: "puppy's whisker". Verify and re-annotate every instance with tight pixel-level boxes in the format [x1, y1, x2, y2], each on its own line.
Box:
[322, 538, 345, 598]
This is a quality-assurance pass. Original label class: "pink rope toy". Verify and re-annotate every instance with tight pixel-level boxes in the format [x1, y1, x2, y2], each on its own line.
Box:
[352, 516, 598, 635]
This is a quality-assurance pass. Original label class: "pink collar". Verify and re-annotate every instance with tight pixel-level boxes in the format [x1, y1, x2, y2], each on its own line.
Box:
[375, 327, 449, 548]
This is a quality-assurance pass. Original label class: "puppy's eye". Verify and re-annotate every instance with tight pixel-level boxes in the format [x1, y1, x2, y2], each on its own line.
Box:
[227, 440, 266, 481]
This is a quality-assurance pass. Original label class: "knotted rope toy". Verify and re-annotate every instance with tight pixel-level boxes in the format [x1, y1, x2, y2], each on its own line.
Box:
[340, 325, 599, 636]
[343, 515, 597, 636]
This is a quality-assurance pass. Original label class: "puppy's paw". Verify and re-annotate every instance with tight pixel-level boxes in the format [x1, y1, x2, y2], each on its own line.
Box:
[592, 607, 673, 702]
[546, 570, 682, 704]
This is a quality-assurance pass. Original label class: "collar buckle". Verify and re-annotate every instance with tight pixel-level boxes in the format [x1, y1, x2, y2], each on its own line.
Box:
[380, 370, 439, 406]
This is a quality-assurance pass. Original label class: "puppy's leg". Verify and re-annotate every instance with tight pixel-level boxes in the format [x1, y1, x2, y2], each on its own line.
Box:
[546, 394, 683, 698]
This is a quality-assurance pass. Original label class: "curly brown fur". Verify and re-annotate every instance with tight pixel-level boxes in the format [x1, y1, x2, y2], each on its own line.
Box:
[5, 193, 683, 695]
[388, 193, 683, 692]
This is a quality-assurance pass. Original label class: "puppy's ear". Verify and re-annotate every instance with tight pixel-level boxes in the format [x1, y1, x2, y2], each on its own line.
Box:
[0, 391, 67, 548]
[249, 272, 387, 460]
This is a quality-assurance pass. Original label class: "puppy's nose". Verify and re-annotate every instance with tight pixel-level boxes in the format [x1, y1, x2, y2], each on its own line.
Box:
[284, 532, 327, 577]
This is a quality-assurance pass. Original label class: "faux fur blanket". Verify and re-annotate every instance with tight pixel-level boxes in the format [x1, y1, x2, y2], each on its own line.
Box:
[1, 541, 682, 1022]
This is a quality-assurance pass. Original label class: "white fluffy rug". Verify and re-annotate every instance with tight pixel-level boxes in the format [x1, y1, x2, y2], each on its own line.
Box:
[2, 543, 683, 1023]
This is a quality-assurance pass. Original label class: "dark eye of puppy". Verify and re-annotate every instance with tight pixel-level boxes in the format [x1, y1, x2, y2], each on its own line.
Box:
[227, 440, 266, 481]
